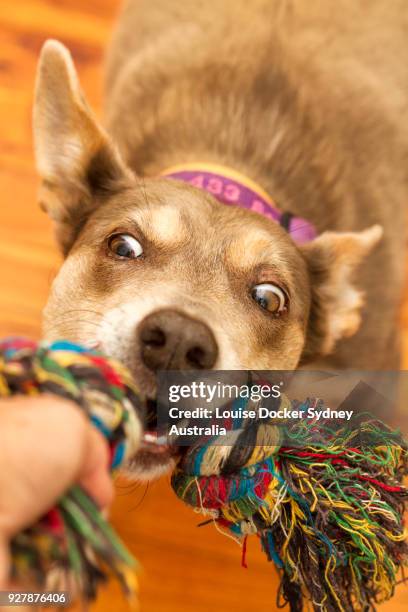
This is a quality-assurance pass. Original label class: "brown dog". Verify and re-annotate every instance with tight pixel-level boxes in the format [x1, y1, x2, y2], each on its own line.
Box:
[33, 1, 408, 477]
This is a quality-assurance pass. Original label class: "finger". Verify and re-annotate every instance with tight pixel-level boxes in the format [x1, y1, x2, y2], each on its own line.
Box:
[78, 425, 114, 509]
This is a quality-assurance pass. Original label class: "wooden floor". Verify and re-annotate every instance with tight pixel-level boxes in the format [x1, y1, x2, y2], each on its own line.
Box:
[0, 2, 407, 611]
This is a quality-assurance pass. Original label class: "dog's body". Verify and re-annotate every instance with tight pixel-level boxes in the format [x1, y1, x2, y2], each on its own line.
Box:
[34, 1, 408, 475]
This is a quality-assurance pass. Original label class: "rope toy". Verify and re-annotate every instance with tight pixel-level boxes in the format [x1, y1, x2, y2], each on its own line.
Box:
[1, 339, 407, 610]
[172, 394, 408, 612]
[0, 338, 144, 601]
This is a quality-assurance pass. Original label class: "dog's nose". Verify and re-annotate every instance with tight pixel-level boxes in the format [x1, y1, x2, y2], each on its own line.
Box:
[138, 309, 218, 371]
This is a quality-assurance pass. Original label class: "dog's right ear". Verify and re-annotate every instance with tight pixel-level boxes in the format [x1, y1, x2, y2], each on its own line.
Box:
[33, 40, 133, 255]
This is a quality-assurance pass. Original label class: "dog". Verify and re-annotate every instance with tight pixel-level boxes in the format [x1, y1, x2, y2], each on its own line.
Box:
[33, 0, 408, 478]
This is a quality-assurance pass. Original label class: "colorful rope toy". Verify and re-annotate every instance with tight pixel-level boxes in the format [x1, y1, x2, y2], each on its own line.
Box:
[172, 394, 408, 612]
[1, 338, 407, 611]
[0, 338, 144, 600]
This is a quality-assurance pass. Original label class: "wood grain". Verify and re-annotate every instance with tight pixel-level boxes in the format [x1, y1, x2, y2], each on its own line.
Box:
[0, 1, 406, 610]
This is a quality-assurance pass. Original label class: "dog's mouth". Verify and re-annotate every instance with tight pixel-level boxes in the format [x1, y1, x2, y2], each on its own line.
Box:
[128, 434, 180, 479]
[127, 397, 181, 479]
[142, 430, 172, 453]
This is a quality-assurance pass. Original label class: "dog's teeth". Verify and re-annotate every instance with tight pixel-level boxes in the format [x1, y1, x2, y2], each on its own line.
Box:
[144, 433, 157, 443]
[143, 432, 168, 446]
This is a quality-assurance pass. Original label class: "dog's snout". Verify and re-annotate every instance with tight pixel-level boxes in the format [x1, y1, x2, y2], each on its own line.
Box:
[138, 309, 218, 371]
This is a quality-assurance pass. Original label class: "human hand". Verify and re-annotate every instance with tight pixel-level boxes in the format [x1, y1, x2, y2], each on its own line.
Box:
[0, 396, 113, 588]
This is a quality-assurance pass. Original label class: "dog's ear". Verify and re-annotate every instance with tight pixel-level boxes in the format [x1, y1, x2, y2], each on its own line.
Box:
[33, 40, 132, 254]
[300, 225, 383, 362]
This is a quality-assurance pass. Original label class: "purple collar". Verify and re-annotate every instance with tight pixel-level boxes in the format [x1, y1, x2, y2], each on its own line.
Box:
[161, 163, 316, 244]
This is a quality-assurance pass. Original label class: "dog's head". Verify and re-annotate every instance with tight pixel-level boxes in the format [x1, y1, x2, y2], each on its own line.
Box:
[34, 41, 381, 478]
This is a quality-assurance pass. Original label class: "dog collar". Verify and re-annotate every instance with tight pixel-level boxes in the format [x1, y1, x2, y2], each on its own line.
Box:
[161, 162, 316, 244]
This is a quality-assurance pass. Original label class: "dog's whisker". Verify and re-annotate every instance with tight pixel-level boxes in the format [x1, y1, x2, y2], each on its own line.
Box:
[52, 308, 105, 320]
[127, 482, 150, 512]
[47, 319, 103, 329]
[45, 317, 104, 336]
[115, 480, 146, 496]
[56, 308, 105, 318]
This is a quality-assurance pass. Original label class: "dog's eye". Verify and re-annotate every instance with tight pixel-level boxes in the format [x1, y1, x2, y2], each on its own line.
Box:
[108, 233, 143, 259]
[251, 283, 287, 315]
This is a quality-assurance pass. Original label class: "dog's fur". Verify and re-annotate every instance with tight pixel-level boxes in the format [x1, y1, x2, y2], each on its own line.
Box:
[33, 1, 408, 476]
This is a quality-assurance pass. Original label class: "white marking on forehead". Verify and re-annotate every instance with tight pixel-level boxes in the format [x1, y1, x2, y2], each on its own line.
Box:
[226, 229, 287, 269]
[131, 205, 187, 245]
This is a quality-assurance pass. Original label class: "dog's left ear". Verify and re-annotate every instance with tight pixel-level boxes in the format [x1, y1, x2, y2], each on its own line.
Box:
[33, 40, 133, 254]
[300, 225, 383, 362]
